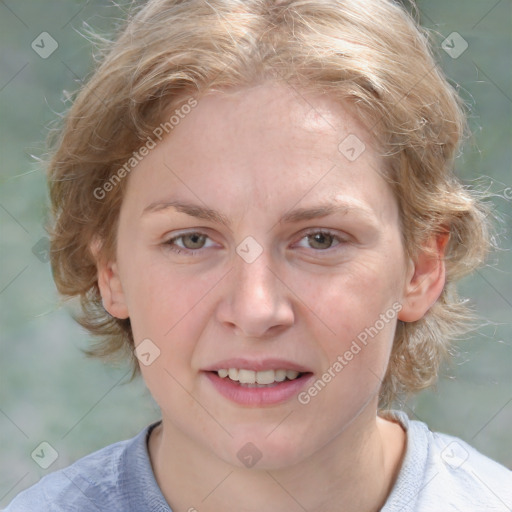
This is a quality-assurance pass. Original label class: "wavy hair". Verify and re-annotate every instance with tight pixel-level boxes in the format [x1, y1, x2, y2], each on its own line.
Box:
[47, 0, 492, 406]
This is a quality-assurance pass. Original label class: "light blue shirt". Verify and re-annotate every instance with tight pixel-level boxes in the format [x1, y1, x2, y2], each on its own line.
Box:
[4, 410, 512, 511]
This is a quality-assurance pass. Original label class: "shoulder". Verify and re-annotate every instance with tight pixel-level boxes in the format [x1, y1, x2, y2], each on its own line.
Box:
[382, 410, 512, 512]
[422, 428, 512, 510]
[3, 425, 156, 512]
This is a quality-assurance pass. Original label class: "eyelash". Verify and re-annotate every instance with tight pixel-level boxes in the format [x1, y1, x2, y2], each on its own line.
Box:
[163, 229, 346, 256]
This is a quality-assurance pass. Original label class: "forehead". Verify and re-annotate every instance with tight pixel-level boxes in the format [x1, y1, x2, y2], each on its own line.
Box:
[180, 83, 375, 159]
[121, 82, 396, 226]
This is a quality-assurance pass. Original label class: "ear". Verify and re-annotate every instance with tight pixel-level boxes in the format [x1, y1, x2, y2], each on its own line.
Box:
[398, 232, 449, 322]
[91, 238, 129, 320]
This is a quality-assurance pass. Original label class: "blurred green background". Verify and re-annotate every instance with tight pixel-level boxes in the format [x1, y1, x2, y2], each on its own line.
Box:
[0, 0, 511, 505]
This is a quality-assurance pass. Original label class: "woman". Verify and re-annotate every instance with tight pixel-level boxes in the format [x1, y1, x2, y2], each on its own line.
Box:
[6, 0, 511, 510]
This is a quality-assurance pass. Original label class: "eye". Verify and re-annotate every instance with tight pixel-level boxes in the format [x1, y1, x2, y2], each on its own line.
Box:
[296, 230, 345, 251]
[164, 232, 214, 254]
[163, 229, 347, 256]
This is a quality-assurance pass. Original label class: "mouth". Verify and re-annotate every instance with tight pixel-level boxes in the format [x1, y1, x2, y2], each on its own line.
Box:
[203, 363, 314, 406]
[214, 368, 306, 387]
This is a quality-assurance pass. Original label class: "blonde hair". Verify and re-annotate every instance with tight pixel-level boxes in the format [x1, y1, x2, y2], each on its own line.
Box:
[48, 0, 492, 406]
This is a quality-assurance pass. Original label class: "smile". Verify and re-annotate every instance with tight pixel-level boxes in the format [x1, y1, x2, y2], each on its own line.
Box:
[204, 369, 313, 406]
[217, 368, 302, 385]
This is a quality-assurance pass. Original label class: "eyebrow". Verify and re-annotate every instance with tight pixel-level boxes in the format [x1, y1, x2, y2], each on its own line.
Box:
[142, 199, 372, 227]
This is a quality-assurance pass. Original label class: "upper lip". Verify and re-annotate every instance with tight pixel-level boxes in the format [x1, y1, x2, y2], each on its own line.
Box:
[202, 358, 313, 373]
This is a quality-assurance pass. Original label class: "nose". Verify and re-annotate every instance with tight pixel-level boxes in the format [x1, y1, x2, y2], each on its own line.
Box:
[215, 246, 295, 339]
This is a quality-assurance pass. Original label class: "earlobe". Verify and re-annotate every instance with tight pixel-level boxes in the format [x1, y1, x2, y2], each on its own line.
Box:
[398, 232, 449, 323]
[91, 240, 129, 320]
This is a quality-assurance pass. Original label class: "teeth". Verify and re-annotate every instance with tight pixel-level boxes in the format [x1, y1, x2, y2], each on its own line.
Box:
[285, 370, 299, 380]
[256, 369, 275, 385]
[275, 369, 287, 382]
[216, 368, 303, 384]
[238, 369, 256, 384]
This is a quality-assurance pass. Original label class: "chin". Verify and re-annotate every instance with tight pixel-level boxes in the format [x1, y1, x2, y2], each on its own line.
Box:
[219, 430, 316, 471]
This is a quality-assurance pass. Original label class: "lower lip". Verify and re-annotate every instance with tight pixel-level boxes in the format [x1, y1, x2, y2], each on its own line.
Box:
[204, 371, 314, 406]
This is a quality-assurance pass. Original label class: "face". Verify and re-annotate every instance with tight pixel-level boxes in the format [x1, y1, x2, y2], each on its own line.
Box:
[98, 82, 435, 469]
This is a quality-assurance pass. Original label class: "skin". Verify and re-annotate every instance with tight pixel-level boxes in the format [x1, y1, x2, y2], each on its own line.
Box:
[96, 82, 447, 512]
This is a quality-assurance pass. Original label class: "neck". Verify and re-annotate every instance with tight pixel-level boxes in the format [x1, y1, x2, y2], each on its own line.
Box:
[149, 405, 405, 512]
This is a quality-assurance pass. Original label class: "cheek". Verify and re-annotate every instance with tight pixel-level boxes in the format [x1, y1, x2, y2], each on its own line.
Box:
[296, 257, 401, 390]
[120, 251, 212, 339]
[301, 257, 402, 333]
[125, 259, 225, 400]
[301, 318, 397, 422]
